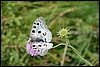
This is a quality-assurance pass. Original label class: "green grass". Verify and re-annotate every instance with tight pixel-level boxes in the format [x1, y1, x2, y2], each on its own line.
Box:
[1, 1, 99, 66]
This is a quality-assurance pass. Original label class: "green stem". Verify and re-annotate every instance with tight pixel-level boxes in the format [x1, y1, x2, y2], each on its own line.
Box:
[52, 43, 65, 49]
[68, 44, 93, 66]
[52, 42, 93, 66]
[61, 44, 68, 66]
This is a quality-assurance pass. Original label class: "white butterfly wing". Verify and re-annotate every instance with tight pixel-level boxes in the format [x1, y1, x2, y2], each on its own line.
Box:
[46, 43, 53, 49]
[27, 17, 53, 56]
[39, 49, 48, 56]
[30, 17, 52, 42]
[37, 17, 48, 29]
[38, 42, 53, 56]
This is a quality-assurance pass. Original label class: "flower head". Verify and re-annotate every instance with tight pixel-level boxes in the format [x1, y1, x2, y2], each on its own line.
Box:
[57, 28, 70, 38]
[26, 43, 38, 56]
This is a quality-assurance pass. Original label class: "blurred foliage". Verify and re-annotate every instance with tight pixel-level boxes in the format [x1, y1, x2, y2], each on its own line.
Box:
[1, 1, 99, 66]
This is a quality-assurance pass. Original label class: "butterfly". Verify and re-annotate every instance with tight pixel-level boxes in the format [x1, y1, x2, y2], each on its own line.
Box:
[26, 17, 53, 56]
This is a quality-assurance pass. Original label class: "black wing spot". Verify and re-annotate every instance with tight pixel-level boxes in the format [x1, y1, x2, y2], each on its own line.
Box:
[34, 48, 37, 49]
[34, 23, 36, 24]
[38, 31, 41, 33]
[32, 30, 35, 33]
[38, 50, 40, 52]
[37, 23, 39, 25]
[45, 38, 46, 42]
[33, 26, 36, 28]
[33, 45, 35, 47]
[38, 45, 41, 47]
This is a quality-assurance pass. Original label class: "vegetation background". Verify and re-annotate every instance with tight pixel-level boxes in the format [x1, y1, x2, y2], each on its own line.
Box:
[1, 1, 99, 66]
